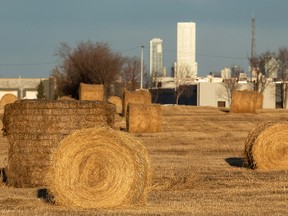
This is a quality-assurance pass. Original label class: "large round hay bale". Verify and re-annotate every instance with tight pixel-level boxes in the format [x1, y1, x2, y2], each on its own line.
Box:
[108, 96, 122, 114]
[79, 83, 104, 101]
[127, 103, 162, 133]
[0, 94, 18, 108]
[231, 90, 263, 113]
[244, 121, 288, 170]
[3, 100, 116, 188]
[122, 90, 151, 117]
[46, 127, 151, 209]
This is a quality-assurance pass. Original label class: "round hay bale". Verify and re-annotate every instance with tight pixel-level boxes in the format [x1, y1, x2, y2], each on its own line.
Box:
[1, 94, 17, 108]
[231, 90, 263, 113]
[46, 127, 151, 209]
[122, 90, 151, 116]
[108, 96, 122, 114]
[57, 96, 75, 100]
[244, 121, 288, 170]
[3, 100, 116, 188]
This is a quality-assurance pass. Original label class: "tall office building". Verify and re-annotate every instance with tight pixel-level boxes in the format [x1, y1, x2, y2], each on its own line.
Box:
[150, 38, 165, 80]
[175, 22, 197, 78]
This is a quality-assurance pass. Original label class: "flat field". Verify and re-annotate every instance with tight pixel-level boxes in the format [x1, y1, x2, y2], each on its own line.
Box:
[0, 106, 288, 215]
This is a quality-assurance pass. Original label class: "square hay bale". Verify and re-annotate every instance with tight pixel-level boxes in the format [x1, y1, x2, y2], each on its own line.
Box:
[79, 83, 104, 101]
[2, 100, 116, 188]
[127, 103, 162, 133]
[122, 90, 151, 117]
[108, 96, 122, 114]
[231, 90, 263, 113]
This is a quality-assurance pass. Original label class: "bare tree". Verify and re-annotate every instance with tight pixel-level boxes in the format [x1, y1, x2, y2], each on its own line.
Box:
[52, 41, 124, 100]
[220, 78, 239, 107]
[249, 51, 276, 93]
[277, 47, 288, 108]
[121, 56, 141, 91]
[174, 64, 194, 105]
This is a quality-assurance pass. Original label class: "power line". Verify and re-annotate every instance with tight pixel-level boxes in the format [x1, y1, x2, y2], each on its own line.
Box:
[0, 61, 57, 66]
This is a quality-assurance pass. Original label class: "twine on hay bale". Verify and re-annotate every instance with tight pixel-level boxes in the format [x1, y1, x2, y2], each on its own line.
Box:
[2, 100, 116, 188]
[46, 127, 151, 209]
[122, 90, 151, 117]
[108, 96, 122, 114]
[79, 83, 104, 101]
[244, 121, 288, 171]
[127, 103, 162, 133]
[0, 94, 17, 108]
[231, 90, 263, 113]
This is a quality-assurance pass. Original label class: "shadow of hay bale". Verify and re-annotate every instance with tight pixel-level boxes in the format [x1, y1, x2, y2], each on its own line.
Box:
[225, 157, 245, 167]
[0, 167, 7, 184]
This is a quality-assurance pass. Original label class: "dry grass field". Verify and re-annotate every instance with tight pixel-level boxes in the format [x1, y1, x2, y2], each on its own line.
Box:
[1, 105, 288, 215]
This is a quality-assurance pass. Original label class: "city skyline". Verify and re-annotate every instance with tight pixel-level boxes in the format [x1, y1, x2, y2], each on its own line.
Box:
[0, 0, 287, 78]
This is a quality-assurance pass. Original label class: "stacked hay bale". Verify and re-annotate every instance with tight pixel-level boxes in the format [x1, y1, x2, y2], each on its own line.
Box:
[108, 96, 122, 114]
[244, 121, 288, 171]
[127, 103, 162, 133]
[231, 90, 263, 113]
[79, 83, 104, 101]
[46, 127, 151, 209]
[2, 100, 115, 188]
[0, 94, 18, 109]
[122, 90, 151, 117]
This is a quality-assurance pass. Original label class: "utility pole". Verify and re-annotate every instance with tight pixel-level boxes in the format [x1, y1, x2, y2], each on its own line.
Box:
[140, 45, 144, 89]
[251, 15, 256, 59]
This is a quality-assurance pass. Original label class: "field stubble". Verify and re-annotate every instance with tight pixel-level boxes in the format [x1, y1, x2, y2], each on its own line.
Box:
[1, 105, 288, 215]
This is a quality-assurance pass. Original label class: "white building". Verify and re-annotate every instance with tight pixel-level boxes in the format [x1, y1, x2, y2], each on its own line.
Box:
[175, 22, 197, 79]
[149, 38, 165, 79]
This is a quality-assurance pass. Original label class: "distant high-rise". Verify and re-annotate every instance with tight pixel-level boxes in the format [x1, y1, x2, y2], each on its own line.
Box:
[175, 22, 197, 78]
[149, 38, 164, 79]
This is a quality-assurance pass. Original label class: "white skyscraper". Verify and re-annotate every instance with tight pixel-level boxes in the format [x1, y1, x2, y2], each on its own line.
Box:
[176, 22, 197, 78]
[150, 38, 164, 78]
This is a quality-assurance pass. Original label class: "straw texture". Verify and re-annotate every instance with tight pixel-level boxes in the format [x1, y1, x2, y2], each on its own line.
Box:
[46, 127, 151, 209]
[244, 121, 288, 171]
[231, 90, 263, 113]
[79, 83, 104, 101]
[3, 100, 115, 188]
[127, 103, 162, 133]
[122, 90, 151, 116]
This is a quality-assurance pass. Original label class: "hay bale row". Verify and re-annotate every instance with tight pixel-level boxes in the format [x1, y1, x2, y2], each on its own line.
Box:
[46, 127, 151, 209]
[79, 83, 104, 101]
[231, 90, 263, 113]
[3, 100, 116, 188]
[122, 90, 151, 116]
[244, 121, 288, 171]
[127, 103, 162, 133]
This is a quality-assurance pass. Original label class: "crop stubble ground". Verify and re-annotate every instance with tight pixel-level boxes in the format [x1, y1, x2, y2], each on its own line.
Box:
[0, 105, 288, 215]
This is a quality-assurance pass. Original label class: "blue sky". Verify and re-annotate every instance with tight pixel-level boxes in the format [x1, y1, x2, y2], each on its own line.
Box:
[0, 0, 287, 78]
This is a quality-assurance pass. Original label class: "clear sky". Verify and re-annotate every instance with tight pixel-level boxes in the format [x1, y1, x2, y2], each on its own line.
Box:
[0, 0, 287, 78]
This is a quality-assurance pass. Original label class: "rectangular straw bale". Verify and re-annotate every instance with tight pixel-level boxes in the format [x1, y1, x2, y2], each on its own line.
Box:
[231, 90, 263, 113]
[127, 103, 162, 133]
[122, 90, 152, 117]
[79, 83, 104, 101]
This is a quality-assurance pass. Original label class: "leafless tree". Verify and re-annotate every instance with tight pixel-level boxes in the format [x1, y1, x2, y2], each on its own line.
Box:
[277, 47, 288, 108]
[220, 78, 239, 107]
[121, 56, 141, 91]
[249, 51, 276, 93]
[52, 41, 124, 100]
[174, 64, 194, 105]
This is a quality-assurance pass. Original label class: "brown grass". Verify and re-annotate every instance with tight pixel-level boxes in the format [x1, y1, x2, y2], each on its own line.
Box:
[231, 90, 263, 113]
[1, 105, 288, 215]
